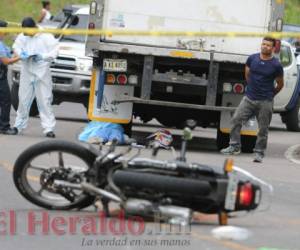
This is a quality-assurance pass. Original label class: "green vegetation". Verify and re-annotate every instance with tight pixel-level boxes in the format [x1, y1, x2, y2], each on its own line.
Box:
[0, 0, 299, 26]
[0, 0, 89, 25]
[284, 0, 300, 24]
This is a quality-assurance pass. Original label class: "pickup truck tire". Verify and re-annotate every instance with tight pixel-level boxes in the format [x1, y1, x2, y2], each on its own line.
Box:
[11, 82, 39, 117]
[217, 129, 256, 153]
[282, 97, 300, 132]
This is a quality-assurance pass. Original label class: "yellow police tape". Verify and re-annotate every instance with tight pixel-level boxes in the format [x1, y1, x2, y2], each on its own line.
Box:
[1, 27, 300, 38]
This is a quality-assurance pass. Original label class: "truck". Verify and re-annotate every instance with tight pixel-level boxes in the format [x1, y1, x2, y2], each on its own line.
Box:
[85, 0, 300, 152]
[8, 5, 92, 116]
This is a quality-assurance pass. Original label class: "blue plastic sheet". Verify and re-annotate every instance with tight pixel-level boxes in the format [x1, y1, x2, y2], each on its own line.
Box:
[78, 121, 125, 144]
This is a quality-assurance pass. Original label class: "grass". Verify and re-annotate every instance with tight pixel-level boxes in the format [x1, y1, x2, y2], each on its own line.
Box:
[284, 0, 300, 24]
[0, 0, 90, 25]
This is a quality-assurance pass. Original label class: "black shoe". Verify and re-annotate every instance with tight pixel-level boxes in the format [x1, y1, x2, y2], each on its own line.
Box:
[1, 127, 18, 135]
[46, 131, 55, 138]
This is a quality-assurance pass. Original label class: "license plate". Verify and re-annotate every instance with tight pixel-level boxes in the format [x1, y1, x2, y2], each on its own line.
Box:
[225, 171, 239, 211]
[103, 59, 127, 72]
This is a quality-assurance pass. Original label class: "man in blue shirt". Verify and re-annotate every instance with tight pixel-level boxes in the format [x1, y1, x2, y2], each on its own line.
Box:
[0, 20, 21, 135]
[221, 37, 284, 163]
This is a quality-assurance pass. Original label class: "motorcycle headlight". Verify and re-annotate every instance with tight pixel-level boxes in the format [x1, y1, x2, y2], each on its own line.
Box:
[77, 59, 93, 73]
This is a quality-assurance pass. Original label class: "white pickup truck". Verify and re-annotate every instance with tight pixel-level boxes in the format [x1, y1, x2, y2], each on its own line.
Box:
[86, 0, 300, 152]
[8, 5, 92, 116]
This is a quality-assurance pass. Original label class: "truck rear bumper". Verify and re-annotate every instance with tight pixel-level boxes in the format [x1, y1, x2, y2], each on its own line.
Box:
[113, 95, 236, 112]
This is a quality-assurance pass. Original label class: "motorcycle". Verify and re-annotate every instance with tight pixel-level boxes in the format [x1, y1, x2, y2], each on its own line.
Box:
[12, 120, 272, 225]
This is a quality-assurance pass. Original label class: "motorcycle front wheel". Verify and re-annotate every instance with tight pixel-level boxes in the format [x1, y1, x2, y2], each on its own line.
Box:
[13, 140, 97, 210]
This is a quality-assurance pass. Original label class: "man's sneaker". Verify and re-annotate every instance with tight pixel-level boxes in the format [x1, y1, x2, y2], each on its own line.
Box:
[0, 127, 18, 135]
[46, 131, 56, 138]
[253, 152, 264, 163]
[220, 145, 241, 155]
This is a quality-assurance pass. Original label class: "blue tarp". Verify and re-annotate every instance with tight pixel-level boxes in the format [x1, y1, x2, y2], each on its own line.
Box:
[78, 121, 125, 144]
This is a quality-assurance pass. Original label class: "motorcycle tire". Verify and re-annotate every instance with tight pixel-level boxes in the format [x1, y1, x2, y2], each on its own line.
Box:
[13, 140, 97, 210]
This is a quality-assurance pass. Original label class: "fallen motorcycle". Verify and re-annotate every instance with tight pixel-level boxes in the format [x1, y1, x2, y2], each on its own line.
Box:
[13, 121, 272, 225]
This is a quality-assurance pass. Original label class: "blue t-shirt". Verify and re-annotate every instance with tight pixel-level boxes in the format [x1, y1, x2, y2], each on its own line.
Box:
[245, 53, 283, 101]
[0, 41, 11, 66]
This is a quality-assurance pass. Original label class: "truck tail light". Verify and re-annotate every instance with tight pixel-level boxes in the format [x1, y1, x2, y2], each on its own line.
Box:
[106, 74, 115, 84]
[88, 23, 95, 29]
[117, 74, 128, 85]
[233, 83, 244, 94]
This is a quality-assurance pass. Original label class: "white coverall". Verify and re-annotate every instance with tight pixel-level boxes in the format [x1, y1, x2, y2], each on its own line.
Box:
[13, 31, 59, 134]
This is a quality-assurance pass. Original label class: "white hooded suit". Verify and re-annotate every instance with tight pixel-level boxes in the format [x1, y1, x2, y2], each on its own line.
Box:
[13, 31, 59, 134]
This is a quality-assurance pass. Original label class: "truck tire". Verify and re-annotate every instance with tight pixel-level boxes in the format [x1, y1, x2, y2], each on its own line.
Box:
[217, 129, 256, 153]
[240, 135, 257, 153]
[282, 97, 300, 132]
[11, 82, 39, 117]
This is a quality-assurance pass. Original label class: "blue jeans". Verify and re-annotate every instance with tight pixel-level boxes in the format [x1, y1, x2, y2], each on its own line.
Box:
[229, 96, 273, 153]
[0, 77, 11, 131]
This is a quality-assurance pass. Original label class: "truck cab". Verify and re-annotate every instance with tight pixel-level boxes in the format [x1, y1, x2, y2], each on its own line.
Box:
[8, 5, 92, 116]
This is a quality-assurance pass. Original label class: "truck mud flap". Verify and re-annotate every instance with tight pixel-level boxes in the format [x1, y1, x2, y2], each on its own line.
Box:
[88, 69, 134, 124]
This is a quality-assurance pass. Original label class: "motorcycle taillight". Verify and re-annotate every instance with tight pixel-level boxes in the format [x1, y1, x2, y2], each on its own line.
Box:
[239, 183, 253, 206]
[236, 182, 260, 210]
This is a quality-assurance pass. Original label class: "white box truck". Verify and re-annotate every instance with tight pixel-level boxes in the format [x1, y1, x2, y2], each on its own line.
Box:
[86, 0, 300, 152]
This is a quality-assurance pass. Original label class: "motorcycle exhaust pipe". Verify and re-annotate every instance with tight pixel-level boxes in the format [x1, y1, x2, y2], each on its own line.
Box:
[124, 199, 192, 225]
[81, 183, 123, 203]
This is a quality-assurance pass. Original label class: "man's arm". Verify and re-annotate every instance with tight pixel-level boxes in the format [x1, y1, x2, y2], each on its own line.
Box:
[0, 56, 20, 65]
[274, 75, 284, 96]
[245, 65, 250, 83]
[38, 9, 46, 23]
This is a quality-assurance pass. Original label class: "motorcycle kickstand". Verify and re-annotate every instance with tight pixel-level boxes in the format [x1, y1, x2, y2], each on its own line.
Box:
[93, 196, 110, 217]
[99, 198, 111, 217]
[218, 211, 228, 225]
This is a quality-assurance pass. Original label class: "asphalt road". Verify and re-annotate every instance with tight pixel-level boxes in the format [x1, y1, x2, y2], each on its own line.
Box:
[0, 103, 299, 250]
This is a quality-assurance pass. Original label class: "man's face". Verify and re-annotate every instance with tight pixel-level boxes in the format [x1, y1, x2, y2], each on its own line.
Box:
[261, 40, 274, 56]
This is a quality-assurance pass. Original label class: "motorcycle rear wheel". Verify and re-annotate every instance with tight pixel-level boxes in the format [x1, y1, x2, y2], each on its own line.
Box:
[13, 140, 97, 210]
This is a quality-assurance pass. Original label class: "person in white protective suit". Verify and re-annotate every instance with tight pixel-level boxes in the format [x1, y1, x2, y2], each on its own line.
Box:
[12, 17, 59, 137]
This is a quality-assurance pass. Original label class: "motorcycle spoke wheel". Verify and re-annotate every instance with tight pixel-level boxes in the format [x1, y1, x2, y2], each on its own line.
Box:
[13, 140, 97, 210]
